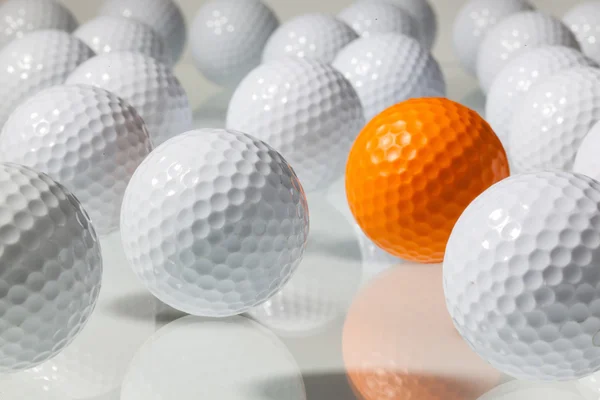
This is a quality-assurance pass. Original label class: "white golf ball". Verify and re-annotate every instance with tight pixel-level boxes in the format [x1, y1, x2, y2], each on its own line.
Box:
[262, 13, 358, 64]
[0, 84, 153, 235]
[0, 0, 78, 49]
[444, 170, 600, 381]
[564, 1, 600, 64]
[486, 46, 596, 145]
[0, 163, 102, 373]
[476, 11, 580, 93]
[120, 128, 310, 317]
[338, 0, 420, 42]
[190, 0, 279, 87]
[509, 66, 600, 173]
[453, 0, 534, 76]
[574, 120, 600, 181]
[226, 57, 365, 192]
[66, 52, 192, 147]
[74, 16, 171, 66]
[332, 33, 445, 121]
[384, 0, 437, 49]
[99, 0, 186, 63]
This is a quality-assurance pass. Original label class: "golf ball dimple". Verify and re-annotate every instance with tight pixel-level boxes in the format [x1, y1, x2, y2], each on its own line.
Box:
[120, 128, 310, 318]
[66, 51, 192, 147]
[190, 0, 279, 87]
[476, 11, 580, 93]
[332, 33, 445, 121]
[0, 84, 153, 235]
[226, 57, 365, 192]
[0, 162, 102, 373]
[444, 170, 600, 381]
[384, 0, 437, 49]
[564, 1, 600, 64]
[262, 13, 358, 64]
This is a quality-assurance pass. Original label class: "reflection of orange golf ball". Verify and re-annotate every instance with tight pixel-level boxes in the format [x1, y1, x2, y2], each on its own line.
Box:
[345, 97, 509, 263]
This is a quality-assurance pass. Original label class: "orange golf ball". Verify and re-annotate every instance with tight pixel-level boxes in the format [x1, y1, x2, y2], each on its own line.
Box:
[345, 97, 509, 263]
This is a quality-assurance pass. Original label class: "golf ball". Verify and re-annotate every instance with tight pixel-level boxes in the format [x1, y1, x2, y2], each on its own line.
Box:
[384, 0, 437, 49]
[574, 120, 600, 181]
[120, 128, 310, 317]
[262, 13, 358, 64]
[66, 51, 192, 146]
[564, 1, 600, 64]
[226, 57, 365, 192]
[444, 170, 600, 380]
[332, 33, 445, 121]
[0, 163, 102, 373]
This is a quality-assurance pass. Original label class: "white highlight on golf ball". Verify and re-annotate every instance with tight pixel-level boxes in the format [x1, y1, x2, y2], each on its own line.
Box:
[564, 1, 600, 64]
[384, 0, 437, 49]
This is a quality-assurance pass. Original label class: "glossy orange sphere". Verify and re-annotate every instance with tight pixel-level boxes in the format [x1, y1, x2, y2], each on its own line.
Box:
[345, 97, 509, 263]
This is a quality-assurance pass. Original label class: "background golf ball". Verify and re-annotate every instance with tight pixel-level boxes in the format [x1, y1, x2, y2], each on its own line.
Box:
[574, 120, 600, 181]
[453, 0, 534, 76]
[66, 51, 192, 146]
[0, 84, 153, 235]
[190, 0, 279, 87]
[262, 13, 358, 64]
[74, 16, 171, 66]
[332, 33, 445, 121]
[476, 11, 580, 93]
[0, 0, 78, 49]
[226, 57, 365, 192]
[564, 1, 600, 64]
[0, 163, 102, 372]
[509, 66, 600, 173]
[385, 0, 437, 49]
[120, 128, 310, 317]
[338, 0, 419, 42]
[444, 171, 600, 381]
[345, 98, 510, 263]
[0, 29, 93, 130]
[486, 46, 596, 145]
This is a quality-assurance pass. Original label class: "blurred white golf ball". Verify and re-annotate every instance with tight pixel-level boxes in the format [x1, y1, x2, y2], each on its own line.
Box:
[120, 128, 310, 317]
[190, 0, 279, 87]
[227, 57, 365, 192]
[384, 0, 437, 49]
[564, 1, 600, 64]
[574, 120, 600, 181]
[0, 163, 102, 373]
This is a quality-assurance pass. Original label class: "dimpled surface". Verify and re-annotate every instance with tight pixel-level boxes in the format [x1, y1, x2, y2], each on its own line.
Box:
[0, 84, 153, 235]
[74, 16, 171, 66]
[444, 171, 600, 380]
[564, 2, 600, 64]
[338, 0, 420, 42]
[120, 129, 309, 317]
[384, 0, 436, 49]
[0, 163, 102, 372]
[453, 0, 534, 76]
[0, 0, 78, 49]
[262, 13, 358, 64]
[346, 98, 510, 263]
[226, 58, 365, 192]
[0, 30, 93, 130]
[476, 11, 580, 93]
[332, 33, 446, 121]
[66, 52, 192, 147]
[574, 121, 600, 181]
[486, 46, 596, 145]
[99, 0, 186, 63]
[509, 66, 600, 173]
[190, 0, 279, 87]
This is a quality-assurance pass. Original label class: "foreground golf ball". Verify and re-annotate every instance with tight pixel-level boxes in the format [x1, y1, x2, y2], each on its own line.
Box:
[509, 66, 600, 173]
[0, 163, 102, 372]
[190, 0, 279, 87]
[476, 11, 579, 93]
[385, 0, 437, 49]
[120, 128, 310, 317]
[66, 52, 192, 146]
[486, 46, 596, 144]
[574, 120, 600, 181]
[453, 0, 534, 76]
[0, 0, 78, 49]
[99, 0, 186, 63]
[332, 33, 445, 120]
[262, 13, 358, 64]
[0, 84, 153, 235]
[74, 16, 171, 66]
[564, 2, 600, 64]
[0, 30, 93, 130]
[346, 98, 510, 263]
[227, 58, 365, 192]
[444, 171, 600, 380]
